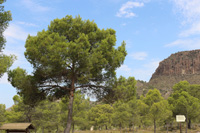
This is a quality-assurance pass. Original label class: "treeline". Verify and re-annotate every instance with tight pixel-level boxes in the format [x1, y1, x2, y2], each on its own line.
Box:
[1, 76, 200, 133]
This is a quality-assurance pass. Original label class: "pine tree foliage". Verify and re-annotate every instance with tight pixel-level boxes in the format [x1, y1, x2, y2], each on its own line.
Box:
[0, 0, 15, 78]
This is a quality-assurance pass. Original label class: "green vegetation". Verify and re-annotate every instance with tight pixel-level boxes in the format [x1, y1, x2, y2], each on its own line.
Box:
[0, 0, 11, 50]
[3, 78, 200, 133]
[0, 104, 6, 125]
[89, 104, 113, 130]
[6, 95, 33, 122]
[8, 15, 126, 133]
[168, 81, 200, 132]
[1, 13, 200, 133]
[0, 0, 15, 78]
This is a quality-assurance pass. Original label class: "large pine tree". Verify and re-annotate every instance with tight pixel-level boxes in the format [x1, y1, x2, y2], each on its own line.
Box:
[9, 15, 127, 132]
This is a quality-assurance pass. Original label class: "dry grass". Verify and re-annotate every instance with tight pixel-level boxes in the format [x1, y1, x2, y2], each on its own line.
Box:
[73, 128, 200, 133]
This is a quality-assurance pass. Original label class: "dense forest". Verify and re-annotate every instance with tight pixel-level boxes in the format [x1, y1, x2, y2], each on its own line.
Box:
[1, 79, 200, 133]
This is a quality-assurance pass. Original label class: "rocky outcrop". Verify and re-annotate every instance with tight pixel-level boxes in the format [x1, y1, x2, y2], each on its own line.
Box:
[145, 49, 200, 97]
[151, 50, 200, 79]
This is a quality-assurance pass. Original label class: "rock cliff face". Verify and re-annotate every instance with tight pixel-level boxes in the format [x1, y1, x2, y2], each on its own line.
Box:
[151, 50, 200, 79]
[146, 49, 200, 97]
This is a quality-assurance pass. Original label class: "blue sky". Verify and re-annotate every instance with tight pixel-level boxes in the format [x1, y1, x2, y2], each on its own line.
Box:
[1, 0, 200, 108]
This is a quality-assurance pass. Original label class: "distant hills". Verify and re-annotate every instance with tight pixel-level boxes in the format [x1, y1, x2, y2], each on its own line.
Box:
[137, 49, 200, 97]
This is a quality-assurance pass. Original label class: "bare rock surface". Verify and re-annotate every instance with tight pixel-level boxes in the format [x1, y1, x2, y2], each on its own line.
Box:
[137, 49, 200, 97]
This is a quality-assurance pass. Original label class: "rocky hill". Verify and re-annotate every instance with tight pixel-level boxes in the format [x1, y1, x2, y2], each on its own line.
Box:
[137, 49, 200, 97]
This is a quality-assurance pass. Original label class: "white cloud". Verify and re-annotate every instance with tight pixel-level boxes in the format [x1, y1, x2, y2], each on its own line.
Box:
[132, 60, 160, 81]
[16, 21, 38, 27]
[21, 0, 50, 13]
[171, 0, 200, 37]
[0, 74, 9, 84]
[4, 24, 30, 42]
[171, 0, 200, 23]
[118, 65, 132, 72]
[3, 23, 35, 73]
[165, 39, 200, 50]
[4, 23, 36, 44]
[130, 52, 148, 60]
[116, 1, 144, 18]
[117, 60, 160, 81]
[117, 65, 132, 77]
[167, 1, 200, 49]
[179, 22, 200, 37]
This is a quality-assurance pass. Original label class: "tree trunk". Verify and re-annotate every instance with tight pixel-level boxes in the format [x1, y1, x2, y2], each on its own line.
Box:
[167, 123, 168, 133]
[132, 124, 134, 133]
[64, 88, 75, 133]
[169, 122, 173, 131]
[188, 119, 191, 129]
[154, 119, 156, 133]
[186, 113, 188, 133]
[72, 123, 75, 133]
[120, 123, 122, 133]
[56, 125, 59, 133]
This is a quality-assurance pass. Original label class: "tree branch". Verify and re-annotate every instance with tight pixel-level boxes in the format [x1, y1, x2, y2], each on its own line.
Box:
[75, 84, 105, 89]
[38, 85, 70, 90]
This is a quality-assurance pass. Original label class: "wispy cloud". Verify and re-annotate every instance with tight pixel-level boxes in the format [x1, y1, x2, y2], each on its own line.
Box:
[16, 21, 38, 27]
[179, 22, 200, 37]
[171, 0, 200, 36]
[3, 23, 35, 73]
[165, 39, 200, 50]
[167, 0, 200, 48]
[117, 64, 132, 78]
[4, 23, 36, 43]
[21, 0, 50, 13]
[130, 52, 148, 60]
[4, 23, 30, 42]
[118, 65, 132, 72]
[172, 0, 200, 23]
[132, 60, 160, 81]
[117, 60, 160, 81]
[116, 1, 144, 18]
